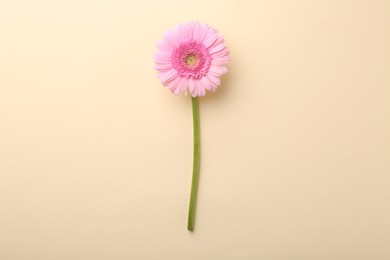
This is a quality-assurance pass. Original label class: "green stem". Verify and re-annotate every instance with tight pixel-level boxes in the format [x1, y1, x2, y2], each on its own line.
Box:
[187, 96, 200, 232]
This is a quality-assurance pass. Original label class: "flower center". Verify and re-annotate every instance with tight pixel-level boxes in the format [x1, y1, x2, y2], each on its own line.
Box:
[171, 40, 211, 79]
[185, 53, 197, 66]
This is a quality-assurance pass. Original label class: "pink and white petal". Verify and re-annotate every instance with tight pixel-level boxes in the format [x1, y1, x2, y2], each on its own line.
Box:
[177, 77, 189, 93]
[155, 68, 171, 74]
[199, 25, 215, 42]
[209, 44, 225, 54]
[211, 56, 230, 66]
[196, 80, 206, 96]
[177, 24, 189, 42]
[162, 69, 178, 83]
[153, 51, 171, 61]
[156, 40, 172, 52]
[209, 36, 224, 49]
[188, 78, 197, 97]
[217, 66, 228, 74]
[207, 78, 217, 92]
[185, 22, 193, 40]
[170, 77, 186, 95]
[209, 66, 227, 77]
[157, 71, 166, 81]
[154, 57, 171, 64]
[206, 74, 221, 89]
[203, 33, 218, 48]
[192, 22, 203, 41]
[172, 86, 182, 95]
[189, 21, 198, 40]
[163, 30, 180, 49]
[197, 24, 208, 42]
[166, 76, 180, 91]
[170, 77, 183, 95]
[154, 63, 173, 71]
[184, 23, 193, 41]
[211, 48, 229, 59]
[194, 80, 200, 96]
[154, 50, 171, 58]
[200, 76, 212, 91]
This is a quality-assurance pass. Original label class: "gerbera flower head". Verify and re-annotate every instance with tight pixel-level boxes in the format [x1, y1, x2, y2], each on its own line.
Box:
[154, 21, 229, 97]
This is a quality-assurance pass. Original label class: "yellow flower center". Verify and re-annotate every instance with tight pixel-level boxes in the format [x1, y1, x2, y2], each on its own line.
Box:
[185, 53, 197, 66]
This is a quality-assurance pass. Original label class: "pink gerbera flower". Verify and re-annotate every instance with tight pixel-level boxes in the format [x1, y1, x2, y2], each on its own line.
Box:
[154, 22, 230, 231]
[154, 21, 229, 97]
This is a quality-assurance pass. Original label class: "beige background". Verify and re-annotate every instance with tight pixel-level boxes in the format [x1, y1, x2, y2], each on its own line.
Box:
[1, 0, 389, 259]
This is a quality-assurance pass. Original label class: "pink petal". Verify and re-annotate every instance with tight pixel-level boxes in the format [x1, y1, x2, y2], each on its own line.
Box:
[211, 56, 230, 66]
[154, 63, 173, 71]
[196, 80, 206, 96]
[187, 22, 195, 41]
[199, 26, 215, 42]
[156, 40, 172, 52]
[166, 76, 180, 91]
[206, 74, 221, 88]
[171, 77, 183, 95]
[209, 66, 227, 76]
[173, 86, 181, 95]
[178, 77, 189, 93]
[154, 57, 171, 64]
[177, 24, 188, 42]
[193, 22, 203, 41]
[153, 51, 171, 63]
[203, 33, 218, 48]
[153, 51, 171, 60]
[200, 76, 212, 91]
[163, 30, 180, 49]
[163, 69, 178, 83]
[209, 36, 224, 49]
[209, 44, 225, 54]
[188, 78, 197, 96]
[211, 48, 229, 59]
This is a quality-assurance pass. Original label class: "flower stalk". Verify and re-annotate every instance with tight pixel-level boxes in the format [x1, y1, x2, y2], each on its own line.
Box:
[188, 96, 200, 231]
